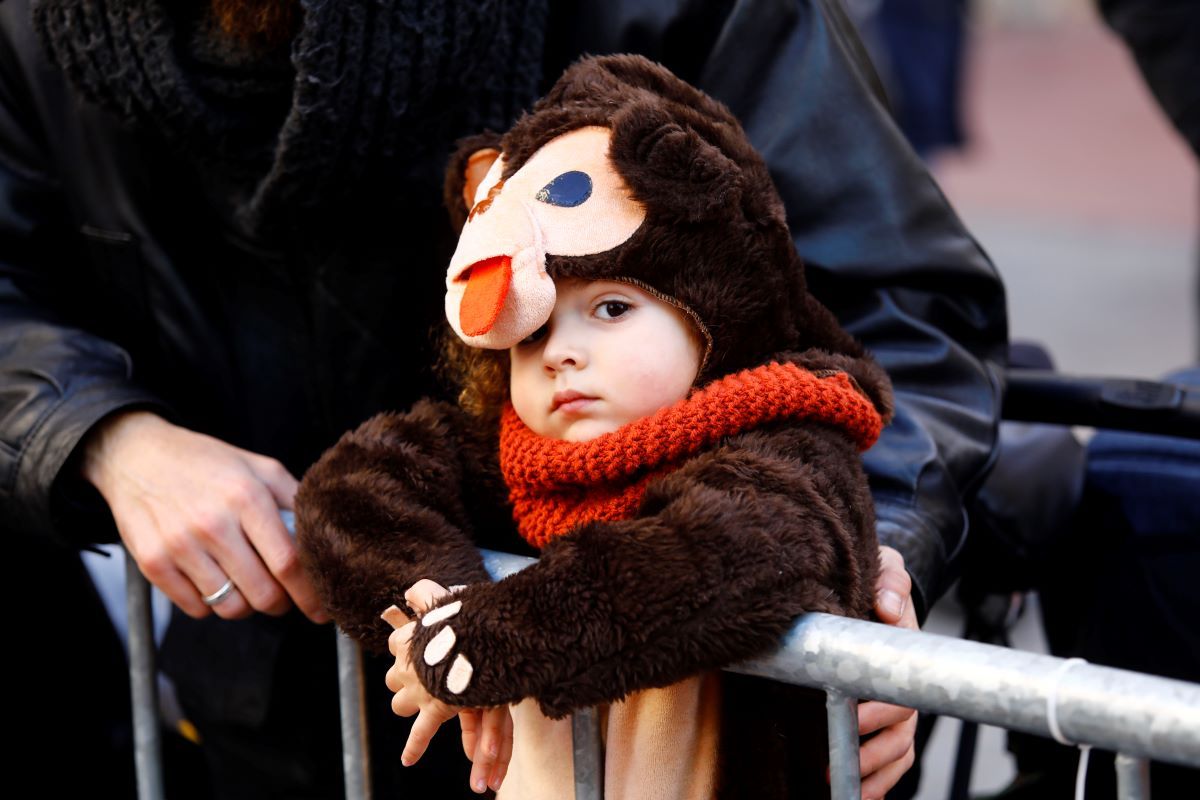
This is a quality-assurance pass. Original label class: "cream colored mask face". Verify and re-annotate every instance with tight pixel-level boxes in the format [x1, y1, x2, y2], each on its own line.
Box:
[444, 126, 647, 348]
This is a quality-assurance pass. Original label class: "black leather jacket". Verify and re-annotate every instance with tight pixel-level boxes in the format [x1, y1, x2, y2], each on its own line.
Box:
[0, 0, 1004, 711]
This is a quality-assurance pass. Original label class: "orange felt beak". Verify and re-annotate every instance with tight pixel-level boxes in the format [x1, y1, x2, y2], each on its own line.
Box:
[458, 255, 513, 337]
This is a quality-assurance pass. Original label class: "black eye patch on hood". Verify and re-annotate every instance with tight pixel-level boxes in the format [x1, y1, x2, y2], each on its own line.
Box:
[536, 171, 592, 207]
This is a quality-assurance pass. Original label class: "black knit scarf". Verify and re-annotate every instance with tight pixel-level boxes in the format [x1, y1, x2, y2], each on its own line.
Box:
[33, 0, 548, 241]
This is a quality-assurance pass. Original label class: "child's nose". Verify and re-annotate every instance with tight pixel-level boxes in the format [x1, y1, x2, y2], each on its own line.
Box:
[542, 326, 587, 372]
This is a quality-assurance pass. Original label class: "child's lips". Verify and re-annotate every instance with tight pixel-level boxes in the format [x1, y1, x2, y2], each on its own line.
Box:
[551, 390, 598, 414]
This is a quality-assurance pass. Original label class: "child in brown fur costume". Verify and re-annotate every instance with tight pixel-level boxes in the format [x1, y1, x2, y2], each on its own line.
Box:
[295, 54, 894, 799]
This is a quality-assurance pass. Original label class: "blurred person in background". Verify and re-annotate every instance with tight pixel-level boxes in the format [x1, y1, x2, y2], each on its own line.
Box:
[845, 0, 970, 159]
[1100, 0, 1199, 352]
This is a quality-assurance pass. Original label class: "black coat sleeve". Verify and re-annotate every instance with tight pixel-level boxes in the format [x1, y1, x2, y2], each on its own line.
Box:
[293, 400, 518, 652]
[407, 423, 880, 718]
[0, 11, 166, 546]
[545, 0, 1008, 616]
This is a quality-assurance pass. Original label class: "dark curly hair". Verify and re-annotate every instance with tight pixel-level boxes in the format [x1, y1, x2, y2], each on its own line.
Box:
[436, 328, 510, 423]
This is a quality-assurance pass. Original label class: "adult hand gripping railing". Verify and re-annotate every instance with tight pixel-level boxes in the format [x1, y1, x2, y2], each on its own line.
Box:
[124, 540, 1200, 800]
[122, 510, 374, 800]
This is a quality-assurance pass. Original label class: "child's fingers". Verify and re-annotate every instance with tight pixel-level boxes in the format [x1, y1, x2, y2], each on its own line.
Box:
[459, 708, 482, 761]
[402, 705, 453, 767]
[468, 707, 507, 793]
[490, 758, 511, 794]
[381, 604, 412, 631]
[488, 708, 514, 792]
[387, 621, 416, 659]
[385, 640, 418, 694]
[391, 687, 419, 718]
[469, 760, 490, 794]
[405, 579, 451, 615]
[385, 662, 403, 693]
[467, 728, 494, 792]
[470, 706, 514, 794]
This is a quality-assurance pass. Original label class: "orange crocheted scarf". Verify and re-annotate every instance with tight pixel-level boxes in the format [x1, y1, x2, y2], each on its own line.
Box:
[499, 361, 883, 549]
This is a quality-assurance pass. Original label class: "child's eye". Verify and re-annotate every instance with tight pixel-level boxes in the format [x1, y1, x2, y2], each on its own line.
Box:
[535, 171, 592, 207]
[518, 323, 549, 345]
[595, 301, 631, 320]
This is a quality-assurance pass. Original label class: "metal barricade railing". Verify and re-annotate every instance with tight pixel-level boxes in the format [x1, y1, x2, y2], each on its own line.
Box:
[124, 546, 1200, 800]
[125, 549, 164, 800]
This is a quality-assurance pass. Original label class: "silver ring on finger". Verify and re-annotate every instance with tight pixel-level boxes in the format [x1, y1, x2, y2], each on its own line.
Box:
[202, 579, 236, 606]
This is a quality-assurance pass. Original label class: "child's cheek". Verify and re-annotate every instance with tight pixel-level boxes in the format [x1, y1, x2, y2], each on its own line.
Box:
[509, 358, 549, 433]
[623, 360, 690, 419]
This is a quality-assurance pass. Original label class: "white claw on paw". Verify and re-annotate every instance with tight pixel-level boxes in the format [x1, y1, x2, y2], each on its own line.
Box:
[424, 626, 456, 666]
[421, 600, 462, 627]
[446, 653, 474, 694]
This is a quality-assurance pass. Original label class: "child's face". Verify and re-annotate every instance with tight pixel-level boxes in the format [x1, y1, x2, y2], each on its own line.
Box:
[509, 279, 702, 442]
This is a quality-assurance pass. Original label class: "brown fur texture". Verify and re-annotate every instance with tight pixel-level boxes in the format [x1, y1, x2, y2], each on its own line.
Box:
[295, 399, 520, 652]
[406, 353, 882, 717]
[296, 354, 884, 694]
[295, 54, 896, 797]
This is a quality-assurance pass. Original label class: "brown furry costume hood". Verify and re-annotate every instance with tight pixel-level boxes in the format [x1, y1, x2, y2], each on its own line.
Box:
[443, 55, 884, 392]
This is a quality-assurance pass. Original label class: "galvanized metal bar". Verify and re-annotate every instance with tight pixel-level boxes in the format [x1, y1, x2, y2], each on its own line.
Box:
[337, 632, 372, 800]
[480, 550, 1200, 770]
[825, 690, 861, 800]
[482, 549, 534, 581]
[1115, 753, 1150, 800]
[283, 511, 372, 800]
[571, 706, 605, 800]
[125, 549, 165, 800]
[731, 613, 1200, 769]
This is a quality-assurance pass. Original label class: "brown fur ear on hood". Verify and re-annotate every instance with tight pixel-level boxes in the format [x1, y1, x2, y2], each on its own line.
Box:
[608, 102, 744, 224]
[443, 130, 503, 233]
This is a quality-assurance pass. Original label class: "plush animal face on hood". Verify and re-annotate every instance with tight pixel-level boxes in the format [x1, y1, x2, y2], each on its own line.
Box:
[445, 126, 648, 347]
[444, 54, 865, 381]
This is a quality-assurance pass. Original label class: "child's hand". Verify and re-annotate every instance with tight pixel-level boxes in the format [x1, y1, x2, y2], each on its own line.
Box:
[458, 706, 514, 794]
[382, 604, 459, 768]
[383, 580, 513, 793]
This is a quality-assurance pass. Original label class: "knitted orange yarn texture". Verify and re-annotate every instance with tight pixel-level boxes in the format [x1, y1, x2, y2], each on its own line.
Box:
[499, 361, 884, 549]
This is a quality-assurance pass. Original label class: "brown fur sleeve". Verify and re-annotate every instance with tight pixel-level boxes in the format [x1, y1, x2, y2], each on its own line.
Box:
[407, 423, 880, 717]
[294, 399, 510, 653]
